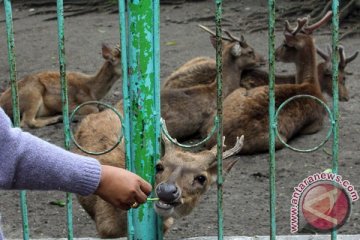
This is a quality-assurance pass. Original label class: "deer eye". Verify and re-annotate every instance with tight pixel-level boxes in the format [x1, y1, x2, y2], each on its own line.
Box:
[194, 175, 207, 185]
[155, 163, 164, 174]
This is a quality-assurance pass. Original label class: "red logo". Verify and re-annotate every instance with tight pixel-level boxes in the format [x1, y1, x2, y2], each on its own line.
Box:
[301, 181, 351, 232]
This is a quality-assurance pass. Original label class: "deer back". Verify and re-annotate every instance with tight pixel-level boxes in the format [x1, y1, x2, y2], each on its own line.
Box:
[201, 12, 332, 154]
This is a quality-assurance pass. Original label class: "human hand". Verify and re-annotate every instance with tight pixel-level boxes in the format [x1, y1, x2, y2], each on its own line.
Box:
[95, 165, 152, 210]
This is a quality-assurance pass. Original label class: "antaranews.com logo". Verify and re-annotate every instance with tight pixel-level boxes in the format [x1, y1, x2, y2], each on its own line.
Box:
[290, 172, 359, 233]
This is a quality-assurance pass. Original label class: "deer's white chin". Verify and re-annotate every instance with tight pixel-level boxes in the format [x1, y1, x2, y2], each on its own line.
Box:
[154, 201, 175, 218]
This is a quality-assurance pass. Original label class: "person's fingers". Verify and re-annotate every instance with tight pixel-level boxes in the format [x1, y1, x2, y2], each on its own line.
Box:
[134, 189, 148, 204]
[139, 178, 152, 195]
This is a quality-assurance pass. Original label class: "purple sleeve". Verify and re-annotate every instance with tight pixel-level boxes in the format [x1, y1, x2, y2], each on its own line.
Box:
[0, 108, 101, 196]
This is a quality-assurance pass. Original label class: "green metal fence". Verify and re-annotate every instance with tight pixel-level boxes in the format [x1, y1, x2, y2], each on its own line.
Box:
[2, 0, 340, 239]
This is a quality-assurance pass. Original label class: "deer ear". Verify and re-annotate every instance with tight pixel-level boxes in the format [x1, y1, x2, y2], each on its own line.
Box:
[210, 35, 226, 50]
[102, 43, 112, 60]
[231, 42, 241, 57]
[208, 157, 239, 184]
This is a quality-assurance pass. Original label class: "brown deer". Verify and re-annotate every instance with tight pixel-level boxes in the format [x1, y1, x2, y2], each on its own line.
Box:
[163, 46, 357, 102]
[0, 44, 121, 128]
[316, 44, 358, 101]
[200, 12, 333, 154]
[73, 101, 244, 237]
[161, 26, 264, 141]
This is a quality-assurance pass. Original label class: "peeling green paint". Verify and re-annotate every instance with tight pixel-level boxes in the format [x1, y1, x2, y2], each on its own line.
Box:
[126, 0, 160, 239]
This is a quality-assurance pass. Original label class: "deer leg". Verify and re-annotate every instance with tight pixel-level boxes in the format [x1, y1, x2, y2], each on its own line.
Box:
[21, 99, 62, 128]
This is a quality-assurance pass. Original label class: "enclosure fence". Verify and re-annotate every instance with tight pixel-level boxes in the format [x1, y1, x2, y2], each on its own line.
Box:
[3, 0, 340, 239]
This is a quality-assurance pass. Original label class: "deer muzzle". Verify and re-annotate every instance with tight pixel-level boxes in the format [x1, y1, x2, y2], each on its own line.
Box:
[155, 182, 181, 203]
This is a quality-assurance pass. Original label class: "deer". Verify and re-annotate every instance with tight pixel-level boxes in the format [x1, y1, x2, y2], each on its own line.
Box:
[0, 43, 121, 128]
[163, 45, 357, 102]
[161, 25, 264, 141]
[316, 44, 358, 101]
[200, 11, 333, 154]
[72, 101, 244, 237]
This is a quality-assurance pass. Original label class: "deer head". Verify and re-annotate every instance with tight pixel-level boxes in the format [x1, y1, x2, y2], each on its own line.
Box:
[275, 11, 332, 63]
[154, 135, 244, 219]
[101, 43, 122, 76]
[275, 11, 332, 85]
[199, 24, 265, 72]
[317, 44, 359, 101]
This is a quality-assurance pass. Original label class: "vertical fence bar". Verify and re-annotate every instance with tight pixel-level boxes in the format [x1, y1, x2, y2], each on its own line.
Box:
[126, 0, 160, 239]
[214, 0, 224, 239]
[56, 0, 73, 239]
[267, 0, 277, 239]
[153, 0, 164, 236]
[118, 0, 135, 238]
[331, 1, 339, 240]
[4, 1, 30, 239]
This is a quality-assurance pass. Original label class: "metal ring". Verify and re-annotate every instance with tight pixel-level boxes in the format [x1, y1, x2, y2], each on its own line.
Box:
[161, 116, 218, 149]
[69, 101, 124, 155]
[274, 94, 334, 153]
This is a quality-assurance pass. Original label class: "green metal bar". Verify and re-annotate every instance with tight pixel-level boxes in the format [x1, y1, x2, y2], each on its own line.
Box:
[118, 0, 135, 238]
[56, 0, 73, 239]
[127, 0, 160, 238]
[152, 0, 164, 237]
[4, 1, 30, 239]
[331, 1, 339, 240]
[214, 0, 224, 239]
[267, 0, 277, 239]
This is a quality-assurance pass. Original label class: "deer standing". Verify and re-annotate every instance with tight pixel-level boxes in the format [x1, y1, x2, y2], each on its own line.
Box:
[201, 12, 333, 154]
[0, 44, 121, 128]
[73, 101, 244, 237]
[161, 26, 264, 141]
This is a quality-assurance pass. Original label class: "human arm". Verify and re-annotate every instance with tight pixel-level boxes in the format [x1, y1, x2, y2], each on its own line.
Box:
[0, 108, 152, 209]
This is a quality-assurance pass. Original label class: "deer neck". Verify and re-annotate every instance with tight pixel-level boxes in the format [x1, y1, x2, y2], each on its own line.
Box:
[88, 61, 121, 100]
[294, 43, 319, 89]
[221, 58, 242, 97]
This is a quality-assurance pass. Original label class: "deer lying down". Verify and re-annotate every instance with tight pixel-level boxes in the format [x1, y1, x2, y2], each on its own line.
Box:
[161, 26, 264, 141]
[0, 44, 121, 128]
[163, 45, 358, 102]
[316, 44, 358, 101]
[73, 101, 244, 237]
[200, 12, 332, 154]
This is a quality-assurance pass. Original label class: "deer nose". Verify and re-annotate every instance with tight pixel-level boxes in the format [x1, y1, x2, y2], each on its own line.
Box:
[156, 182, 180, 203]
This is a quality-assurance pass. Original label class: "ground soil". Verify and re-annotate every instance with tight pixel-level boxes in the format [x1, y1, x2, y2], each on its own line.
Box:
[0, 0, 359, 239]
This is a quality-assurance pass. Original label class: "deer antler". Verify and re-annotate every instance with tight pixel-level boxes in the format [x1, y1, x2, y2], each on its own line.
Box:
[303, 11, 332, 34]
[316, 45, 330, 61]
[339, 45, 346, 68]
[345, 50, 359, 65]
[198, 24, 233, 42]
[223, 135, 244, 159]
[224, 30, 241, 42]
[285, 17, 308, 35]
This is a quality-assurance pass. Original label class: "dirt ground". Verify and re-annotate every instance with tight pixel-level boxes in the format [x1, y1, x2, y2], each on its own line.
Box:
[0, 0, 359, 239]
